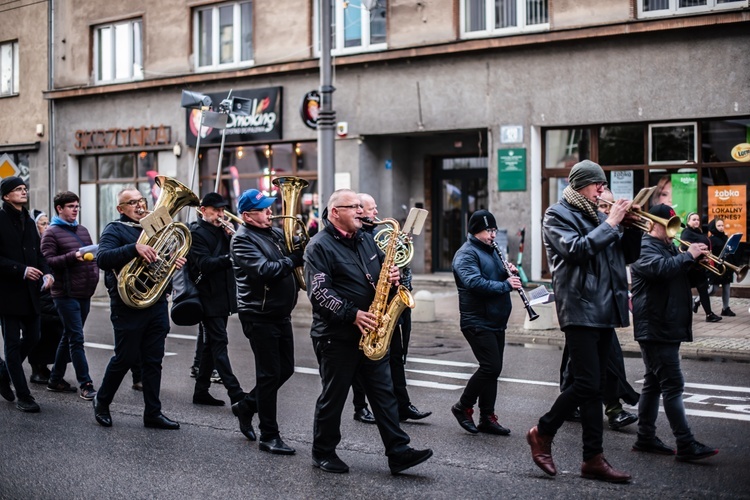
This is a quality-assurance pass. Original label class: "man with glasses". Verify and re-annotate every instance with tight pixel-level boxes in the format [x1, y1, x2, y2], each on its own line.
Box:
[0, 176, 54, 412]
[40, 191, 100, 401]
[230, 188, 302, 455]
[450, 209, 520, 436]
[527, 160, 640, 483]
[305, 189, 433, 475]
[94, 187, 184, 430]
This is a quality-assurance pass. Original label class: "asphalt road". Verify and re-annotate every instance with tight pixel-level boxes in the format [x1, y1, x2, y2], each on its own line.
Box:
[1, 301, 749, 499]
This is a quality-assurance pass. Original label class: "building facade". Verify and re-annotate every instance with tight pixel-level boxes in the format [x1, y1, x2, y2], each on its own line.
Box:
[42, 0, 750, 284]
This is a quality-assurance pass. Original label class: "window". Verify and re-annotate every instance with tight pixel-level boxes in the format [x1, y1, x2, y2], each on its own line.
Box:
[194, 1, 253, 70]
[315, 0, 387, 56]
[462, 0, 548, 38]
[638, 0, 747, 18]
[649, 122, 697, 165]
[0, 40, 19, 96]
[94, 19, 143, 83]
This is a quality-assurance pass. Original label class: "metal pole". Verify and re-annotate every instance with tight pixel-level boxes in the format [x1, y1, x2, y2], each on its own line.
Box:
[317, 0, 336, 207]
[189, 108, 206, 194]
[214, 128, 227, 193]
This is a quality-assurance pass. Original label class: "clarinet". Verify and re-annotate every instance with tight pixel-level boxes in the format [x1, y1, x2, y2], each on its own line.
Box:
[492, 242, 539, 321]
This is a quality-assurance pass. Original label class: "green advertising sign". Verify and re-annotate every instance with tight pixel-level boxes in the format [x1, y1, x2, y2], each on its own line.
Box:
[671, 173, 698, 222]
[498, 148, 526, 191]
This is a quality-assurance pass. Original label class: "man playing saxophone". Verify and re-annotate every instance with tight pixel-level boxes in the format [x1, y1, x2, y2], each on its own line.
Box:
[94, 187, 184, 429]
[304, 189, 433, 475]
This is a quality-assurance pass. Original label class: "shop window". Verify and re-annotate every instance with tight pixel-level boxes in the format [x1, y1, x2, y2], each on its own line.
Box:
[194, 1, 253, 71]
[94, 19, 143, 83]
[544, 128, 590, 168]
[701, 118, 750, 163]
[314, 0, 387, 56]
[649, 122, 697, 165]
[0, 40, 19, 96]
[462, 0, 548, 38]
[598, 125, 645, 166]
[638, 0, 747, 18]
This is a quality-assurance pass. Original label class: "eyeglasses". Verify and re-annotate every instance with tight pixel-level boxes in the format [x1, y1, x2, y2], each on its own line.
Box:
[64, 204, 80, 210]
[487, 228, 498, 235]
[10, 186, 28, 193]
[119, 198, 147, 207]
[595, 182, 608, 189]
[335, 204, 364, 210]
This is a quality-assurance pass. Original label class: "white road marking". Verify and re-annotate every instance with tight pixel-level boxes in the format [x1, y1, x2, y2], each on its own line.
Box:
[167, 333, 199, 340]
[83, 342, 177, 357]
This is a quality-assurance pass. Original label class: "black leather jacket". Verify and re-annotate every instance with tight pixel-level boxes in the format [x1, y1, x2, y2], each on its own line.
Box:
[231, 224, 299, 320]
[452, 234, 512, 331]
[631, 234, 695, 343]
[189, 219, 237, 318]
[543, 199, 641, 329]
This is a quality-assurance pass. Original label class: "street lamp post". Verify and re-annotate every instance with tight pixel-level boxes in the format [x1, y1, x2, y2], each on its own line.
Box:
[317, 0, 336, 207]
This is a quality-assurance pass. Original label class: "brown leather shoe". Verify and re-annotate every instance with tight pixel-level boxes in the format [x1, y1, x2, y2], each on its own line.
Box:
[581, 454, 631, 483]
[526, 426, 556, 476]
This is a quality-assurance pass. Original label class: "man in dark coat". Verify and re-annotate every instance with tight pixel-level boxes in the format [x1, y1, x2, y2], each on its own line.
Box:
[630, 204, 718, 462]
[94, 186, 185, 430]
[450, 209, 520, 436]
[0, 176, 54, 412]
[527, 160, 640, 483]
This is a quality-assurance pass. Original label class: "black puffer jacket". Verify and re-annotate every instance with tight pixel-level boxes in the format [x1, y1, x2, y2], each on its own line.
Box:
[231, 223, 299, 320]
[452, 234, 512, 331]
[190, 219, 237, 317]
[304, 223, 385, 340]
[543, 199, 641, 329]
[707, 219, 732, 285]
[41, 223, 99, 299]
[631, 234, 695, 343]
[679, 225, 712, 287]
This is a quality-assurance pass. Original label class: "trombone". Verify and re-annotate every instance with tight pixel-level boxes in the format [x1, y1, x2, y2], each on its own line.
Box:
[595, 197, 682, 238]
[673, 237, 727, 276]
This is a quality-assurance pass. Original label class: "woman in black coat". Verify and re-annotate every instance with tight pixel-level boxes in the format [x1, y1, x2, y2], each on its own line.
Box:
[707, 217, 735, 317]
[679, 213, 721, 322]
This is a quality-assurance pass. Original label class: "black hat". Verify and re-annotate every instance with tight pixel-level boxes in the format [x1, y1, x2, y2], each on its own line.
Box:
[1, 176, 26, 197]
[568, 160, 607, 190]
[200, 192, 229, 208]
[649, 203, 676, 221]
[468, 209, 497, 235]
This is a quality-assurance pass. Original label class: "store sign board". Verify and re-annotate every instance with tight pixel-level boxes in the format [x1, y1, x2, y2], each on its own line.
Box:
[708, 185, 746, 243]
[609, 170, 633, 201]
[73, 126, 171, 151]
[497, 148, 526, 191]
[670, 173, 698, 223]
[186, 87, 283, 146]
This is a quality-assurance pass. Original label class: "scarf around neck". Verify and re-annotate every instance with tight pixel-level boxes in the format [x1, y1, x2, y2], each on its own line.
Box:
[51, 215, 79, 228]
[563, 185, 599, 223]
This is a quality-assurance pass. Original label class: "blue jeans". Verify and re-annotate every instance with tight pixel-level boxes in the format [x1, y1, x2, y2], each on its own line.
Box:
[637, 342, 694, 447]
[50, 297, 92, 388]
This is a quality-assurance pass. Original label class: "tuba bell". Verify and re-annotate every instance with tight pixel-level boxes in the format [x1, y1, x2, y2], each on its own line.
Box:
[271, 176, 310, 290]
[117, 176, 200, 309]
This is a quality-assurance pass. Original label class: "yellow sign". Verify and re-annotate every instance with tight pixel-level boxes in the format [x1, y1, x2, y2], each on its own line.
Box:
[0, 153, 21, 178]
[708, 185, 746, 243]
[730, 143, 750, 162]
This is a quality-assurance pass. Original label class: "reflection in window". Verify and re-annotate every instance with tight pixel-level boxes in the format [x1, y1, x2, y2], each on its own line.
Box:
[649, 123, 696, 165]
[544, 129, 590, 168]
[598, 125, 644, 166]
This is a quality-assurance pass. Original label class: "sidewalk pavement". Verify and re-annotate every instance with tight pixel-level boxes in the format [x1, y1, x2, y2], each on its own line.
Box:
[400, 274, 750, 363]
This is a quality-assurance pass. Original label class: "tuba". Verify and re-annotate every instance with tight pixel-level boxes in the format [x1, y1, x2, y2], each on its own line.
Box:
[271, 176, 310, 290]
[359, 218, 416, 361]
[117, 176, 200, 309]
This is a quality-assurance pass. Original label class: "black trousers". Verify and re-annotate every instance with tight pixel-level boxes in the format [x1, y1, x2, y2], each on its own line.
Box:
[312, 335, 410, 458]
[539, 326, 612, 461]
[194, 316, 244, 403]
[97, 302, 169, 417]
[459, 326, 505, 416]
[1, 314, 40, 399]
[240, 315, 295, 441]
[27, 317, 62, 367]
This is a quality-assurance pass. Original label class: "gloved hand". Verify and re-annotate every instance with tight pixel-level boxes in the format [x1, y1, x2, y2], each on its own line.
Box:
[289, 247, 305, 267]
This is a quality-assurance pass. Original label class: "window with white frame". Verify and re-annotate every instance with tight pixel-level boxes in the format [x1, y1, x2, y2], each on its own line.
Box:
[649, 123, 697, 165]
[94, 19, 143, 83]
[314, 0, 387, 56]
[461, 0, 548, 38]
[0, 40, 19, 96]
[638, 0, 748, 18]
[194, 1, 253, 70]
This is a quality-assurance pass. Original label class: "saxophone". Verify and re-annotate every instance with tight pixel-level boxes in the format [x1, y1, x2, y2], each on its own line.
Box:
[359, 218, 416, 361]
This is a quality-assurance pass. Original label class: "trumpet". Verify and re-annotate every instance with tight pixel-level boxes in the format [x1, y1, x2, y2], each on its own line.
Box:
[595, 197, 682, 238]
[673, 237, 727, 276]
[196, 207, 243, 234]
[722, 260, 749, 282]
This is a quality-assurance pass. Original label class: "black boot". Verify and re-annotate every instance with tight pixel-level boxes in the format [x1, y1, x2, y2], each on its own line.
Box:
[30, 364, 50, 385]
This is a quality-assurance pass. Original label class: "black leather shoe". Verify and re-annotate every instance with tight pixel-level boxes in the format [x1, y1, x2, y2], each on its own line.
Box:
[231, 400, 257, 441]
[721, 308, 736, 317]
[192, 392, 225, 406]
[676, 441, 718, 462]
[144, 413, 180, 430]
[93, 396, 112, 427]
[47, 380, 77, 393]
[608, 410, 638, 430]
[132, 381, 143, 391]
[692, 299, 700, 313]
[706, 313, 722, 323]
[400, 404, 432, 421]
[16, 395, 40, 413]
[313, 453, 349, 473]
[29, 371, 49, 385]
[450, 403, 478, 434]
[633, 436, 675, 455]
[259, 437, 296, 455]
[388, 447, 433, 475]
[0, 367, 14, 402]
[565, 408, 581, 422]
[477, 414, 511, 435]
[353, 407, 376, 424]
